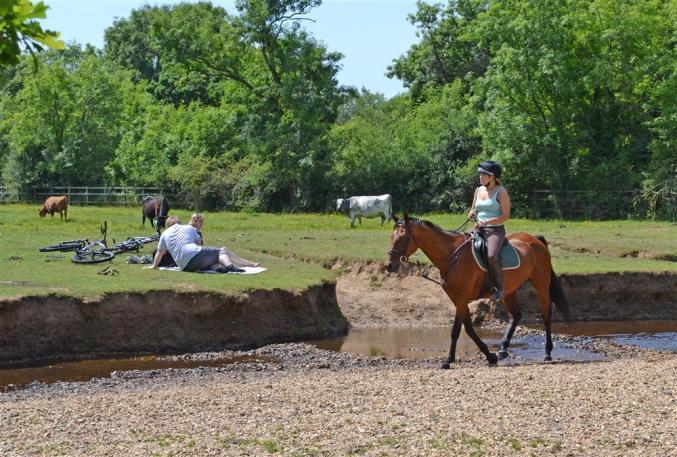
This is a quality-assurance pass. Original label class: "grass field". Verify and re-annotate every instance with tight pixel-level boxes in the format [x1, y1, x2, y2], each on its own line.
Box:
[0, 204, 675, 299]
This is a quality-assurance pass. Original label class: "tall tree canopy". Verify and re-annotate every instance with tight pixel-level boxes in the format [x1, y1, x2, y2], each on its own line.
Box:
[105, 0, 348, 210]
[0, 0, 673, 218]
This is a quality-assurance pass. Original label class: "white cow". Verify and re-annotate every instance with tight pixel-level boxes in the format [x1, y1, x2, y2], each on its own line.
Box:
[336, 194, 393, 227]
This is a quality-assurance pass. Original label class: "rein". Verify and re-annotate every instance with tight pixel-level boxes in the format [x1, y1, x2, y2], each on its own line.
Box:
[390, 218, 474, 288]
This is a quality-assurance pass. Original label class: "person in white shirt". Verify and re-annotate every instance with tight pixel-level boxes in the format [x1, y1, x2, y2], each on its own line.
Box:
[144, 215, 259, 272]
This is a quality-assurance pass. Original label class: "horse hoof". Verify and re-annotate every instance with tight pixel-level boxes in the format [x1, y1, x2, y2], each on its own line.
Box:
[487, 353, 498, 365]
[497, 350, 509, 360]
[441, 363, 451, 370]
[544, 355, 552, 362]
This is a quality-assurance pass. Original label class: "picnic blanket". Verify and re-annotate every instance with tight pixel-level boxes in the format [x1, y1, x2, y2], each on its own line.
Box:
[159, 266, 267, 275]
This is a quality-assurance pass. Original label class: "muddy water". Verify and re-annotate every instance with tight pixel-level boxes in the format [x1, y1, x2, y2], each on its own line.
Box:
[308, 327, 604, 362]
[548, 320, 677, 351]
[309, 320, 677, 361]
[0, 354, 273, 391]
[2, 321, 673, 391]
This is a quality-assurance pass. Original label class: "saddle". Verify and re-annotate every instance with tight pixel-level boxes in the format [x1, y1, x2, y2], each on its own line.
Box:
[471, 231, 520, 272]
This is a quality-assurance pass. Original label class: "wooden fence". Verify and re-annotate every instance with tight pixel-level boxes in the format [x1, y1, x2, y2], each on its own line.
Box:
[529, 189, 676, 220]
[0, 186, 171, 206]
[1, 186, 673, 219]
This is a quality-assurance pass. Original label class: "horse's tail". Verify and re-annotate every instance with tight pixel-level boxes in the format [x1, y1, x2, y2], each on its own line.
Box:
[536, 235, 572, 321]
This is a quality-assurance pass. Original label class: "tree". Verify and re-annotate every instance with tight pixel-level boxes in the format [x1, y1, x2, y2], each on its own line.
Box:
[108, 0, 348, 210]
[469, 0, 674, 216]
[387, 0, 488, 101]
[1, 46, 141, 189]
[0, 0, 64, 66]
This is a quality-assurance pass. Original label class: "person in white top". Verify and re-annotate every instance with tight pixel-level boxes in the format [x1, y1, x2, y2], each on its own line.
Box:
[144, 215, 260, 272]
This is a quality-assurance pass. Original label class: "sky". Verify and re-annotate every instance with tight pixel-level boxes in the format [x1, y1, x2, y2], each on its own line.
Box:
[41, 0, 425, 98]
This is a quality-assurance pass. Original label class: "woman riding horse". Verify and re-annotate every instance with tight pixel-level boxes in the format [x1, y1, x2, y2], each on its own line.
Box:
[468, 161, 510, 304]
[386, 213, 570, 367]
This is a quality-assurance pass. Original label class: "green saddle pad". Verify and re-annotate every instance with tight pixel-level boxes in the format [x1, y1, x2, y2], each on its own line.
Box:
[471, 241, 520, 271]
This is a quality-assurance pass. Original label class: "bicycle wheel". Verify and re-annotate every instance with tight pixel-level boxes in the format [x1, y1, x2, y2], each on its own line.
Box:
[71, 250, 115, 264]
[39, 240, 86, 252]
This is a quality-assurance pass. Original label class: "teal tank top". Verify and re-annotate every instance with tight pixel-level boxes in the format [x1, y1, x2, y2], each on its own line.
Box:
[475, 186, 503, 225]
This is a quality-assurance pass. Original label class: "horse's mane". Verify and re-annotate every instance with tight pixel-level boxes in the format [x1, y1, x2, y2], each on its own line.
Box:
[410, 217, 463, 235]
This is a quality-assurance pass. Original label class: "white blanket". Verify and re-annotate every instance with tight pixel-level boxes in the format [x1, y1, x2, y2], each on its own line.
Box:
[159, 266, 267, 275]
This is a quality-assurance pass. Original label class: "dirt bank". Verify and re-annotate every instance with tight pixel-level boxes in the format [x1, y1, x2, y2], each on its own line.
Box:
[1, 262, 674, 366]
[335, 262, 677, 327]
[0, 284, 348, 367]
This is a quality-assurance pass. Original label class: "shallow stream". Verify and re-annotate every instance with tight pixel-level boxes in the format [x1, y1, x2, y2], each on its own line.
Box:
[309, 320, 677, 361]
[1, 320, 674, 391]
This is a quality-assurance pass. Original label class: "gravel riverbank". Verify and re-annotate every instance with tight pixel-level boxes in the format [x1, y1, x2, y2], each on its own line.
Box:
[1, 342, 674, 456]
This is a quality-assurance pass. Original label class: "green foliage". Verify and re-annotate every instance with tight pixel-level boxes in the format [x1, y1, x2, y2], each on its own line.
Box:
[0, 0, 64, 66]
[387, 0, 488, 101]
[103, 0, 347, 211]
[1, 46, 141, 190]
[0, 0, 674, 219]
[467, 0, 674, 215]
[329, 84, 480, 212]
[385, 0, 676, 218]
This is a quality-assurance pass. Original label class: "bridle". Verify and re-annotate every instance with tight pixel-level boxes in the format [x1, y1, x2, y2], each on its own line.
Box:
[388, 221, 413, 264]
[388, 217, 477, 287]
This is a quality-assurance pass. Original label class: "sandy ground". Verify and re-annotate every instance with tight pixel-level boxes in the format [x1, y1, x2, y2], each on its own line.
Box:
[0, 345, 674, 456]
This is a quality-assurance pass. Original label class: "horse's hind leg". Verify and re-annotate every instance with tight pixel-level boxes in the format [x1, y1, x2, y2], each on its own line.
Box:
[531, 278, 553, 361]
[497, 293, 521, 360]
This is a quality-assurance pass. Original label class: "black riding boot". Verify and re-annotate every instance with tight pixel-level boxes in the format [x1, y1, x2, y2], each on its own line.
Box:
[487, 260, 504, 304]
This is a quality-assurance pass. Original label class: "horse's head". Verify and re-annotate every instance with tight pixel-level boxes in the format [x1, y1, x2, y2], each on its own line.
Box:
[154, 215, 167, 229]
[386, 212, 419, 273]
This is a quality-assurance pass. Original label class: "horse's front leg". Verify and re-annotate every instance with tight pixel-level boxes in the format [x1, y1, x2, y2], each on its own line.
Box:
[498, 293, 521, 360]
[442, 316, 463, 369]
[462, 313, 498, 365]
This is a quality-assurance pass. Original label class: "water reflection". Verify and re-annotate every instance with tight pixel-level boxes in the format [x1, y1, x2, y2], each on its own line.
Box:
[312, 327, 512, 359]
[308, 321, 677, 362]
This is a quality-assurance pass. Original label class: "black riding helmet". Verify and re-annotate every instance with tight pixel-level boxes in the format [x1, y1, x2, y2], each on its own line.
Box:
[478, 160, 502, 179]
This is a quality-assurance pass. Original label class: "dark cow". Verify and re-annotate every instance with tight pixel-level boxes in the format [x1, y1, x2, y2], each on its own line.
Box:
[39, 195, 68, 222]
[142, 196, 170, 229]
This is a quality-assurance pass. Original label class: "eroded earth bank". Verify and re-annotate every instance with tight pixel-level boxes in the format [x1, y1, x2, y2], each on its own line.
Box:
[0, 265, 675, 456]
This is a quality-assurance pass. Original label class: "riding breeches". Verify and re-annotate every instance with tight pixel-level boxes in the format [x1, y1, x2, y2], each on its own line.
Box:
[483, 225, 506, 264]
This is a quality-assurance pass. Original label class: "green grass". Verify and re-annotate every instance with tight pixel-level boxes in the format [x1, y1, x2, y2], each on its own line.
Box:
[0, 204, 674, 299]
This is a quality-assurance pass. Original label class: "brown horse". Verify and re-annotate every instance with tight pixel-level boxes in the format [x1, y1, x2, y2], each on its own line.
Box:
[386, 213, 570, 367]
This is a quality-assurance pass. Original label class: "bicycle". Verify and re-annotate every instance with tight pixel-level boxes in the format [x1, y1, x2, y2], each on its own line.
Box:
[71, 240, 116, 264]
[70, 222, 114, 264]
[70, 223, 159, 265]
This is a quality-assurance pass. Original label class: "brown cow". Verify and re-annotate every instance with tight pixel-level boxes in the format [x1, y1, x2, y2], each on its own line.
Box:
[39, 196, 68, 222]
